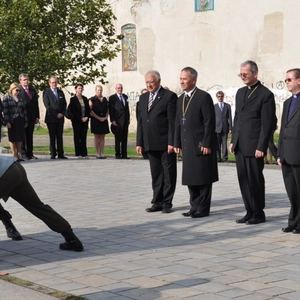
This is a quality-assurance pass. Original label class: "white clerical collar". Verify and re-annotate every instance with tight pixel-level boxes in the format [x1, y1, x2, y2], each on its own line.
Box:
[185, 86, 197, 97]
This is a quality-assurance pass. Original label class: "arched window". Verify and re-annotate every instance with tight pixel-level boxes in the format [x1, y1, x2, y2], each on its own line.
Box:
[122, 24, 137, 71]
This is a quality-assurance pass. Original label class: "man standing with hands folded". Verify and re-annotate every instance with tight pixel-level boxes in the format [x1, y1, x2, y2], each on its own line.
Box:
[136, 70, 177, 214]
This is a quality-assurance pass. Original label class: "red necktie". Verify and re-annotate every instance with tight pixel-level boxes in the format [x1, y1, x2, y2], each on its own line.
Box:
[25, 87, 30, 98]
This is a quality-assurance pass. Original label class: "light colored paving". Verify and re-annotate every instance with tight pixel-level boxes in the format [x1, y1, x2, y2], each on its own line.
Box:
[0, 155, 297, 300]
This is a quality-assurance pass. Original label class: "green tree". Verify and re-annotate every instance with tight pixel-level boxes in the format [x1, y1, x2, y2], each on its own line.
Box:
[0, 0, 122, 93]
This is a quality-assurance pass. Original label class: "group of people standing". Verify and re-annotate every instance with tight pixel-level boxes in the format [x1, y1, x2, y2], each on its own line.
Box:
[0, 75, 131, 161]
[137, 62, 300, 235]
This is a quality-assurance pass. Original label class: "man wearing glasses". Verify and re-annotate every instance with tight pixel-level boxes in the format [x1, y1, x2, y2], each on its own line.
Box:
[229, 60, 275, 225]
[278, 68, 300, 234]
[43, 76, 68, 159]
[214, 91, 232, 162]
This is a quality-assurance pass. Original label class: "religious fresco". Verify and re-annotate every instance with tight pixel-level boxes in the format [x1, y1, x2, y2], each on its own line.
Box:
[195, 0, 214, 12]
[122, 24, 137, 71]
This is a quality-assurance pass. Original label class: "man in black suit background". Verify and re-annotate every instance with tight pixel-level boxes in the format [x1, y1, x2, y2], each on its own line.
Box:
[43, 76, 67, 159]
[19, 73, 40, 160]
[136, 70, 177, 214]
[174, 67, 218, 218]
[230, 60, 275, 225]
[214, 91, 232, 162]
[278, 68, 300, 234]
[109, 83, 130, 159]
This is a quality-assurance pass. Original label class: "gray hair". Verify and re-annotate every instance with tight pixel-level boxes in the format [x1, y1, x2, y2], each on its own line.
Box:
[19, 73, 28, 80]
[181, 67, 198, 80]
[145, 70, 161, 81]
[240, 60, 258, 73]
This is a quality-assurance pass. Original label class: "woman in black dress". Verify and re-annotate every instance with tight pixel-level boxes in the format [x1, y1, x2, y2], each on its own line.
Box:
[89, 85, 109, 158]
[68, 83, 90, 158]
[3, 83, 28, 161]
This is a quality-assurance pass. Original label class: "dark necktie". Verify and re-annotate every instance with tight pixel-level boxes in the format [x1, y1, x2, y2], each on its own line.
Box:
[288, 96, 300, 119]
[184, 94, 190, 110]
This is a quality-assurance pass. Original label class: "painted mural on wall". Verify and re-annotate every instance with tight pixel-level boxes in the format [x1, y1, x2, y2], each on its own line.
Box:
[122, 24, 137, 71]
[195, 0, 214, 12]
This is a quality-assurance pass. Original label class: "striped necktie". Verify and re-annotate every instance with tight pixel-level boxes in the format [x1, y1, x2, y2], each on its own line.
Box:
[148, 93, 154, 111]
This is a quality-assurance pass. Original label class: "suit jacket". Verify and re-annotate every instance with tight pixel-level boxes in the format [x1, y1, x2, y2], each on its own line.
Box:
[43, 88, 67, 124]
[278, 95, 300, 165]
[137, 87, 177, 152]
[69, 95, 90, 123]
[231, 82, 275, 156]
[19, 86, 39, 122]
[174, 88, 218, 185]
[2, 94, 28, 125]
[109, 93, 130, 128]
[214, 102, 232, 134]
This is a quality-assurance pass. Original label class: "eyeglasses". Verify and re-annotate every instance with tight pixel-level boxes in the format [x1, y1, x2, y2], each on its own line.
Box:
[285, 78, 295, 83]
[15, 89, 20, 92]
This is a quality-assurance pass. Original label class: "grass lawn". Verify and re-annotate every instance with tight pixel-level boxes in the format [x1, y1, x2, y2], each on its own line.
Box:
[30, 127, 279, 160]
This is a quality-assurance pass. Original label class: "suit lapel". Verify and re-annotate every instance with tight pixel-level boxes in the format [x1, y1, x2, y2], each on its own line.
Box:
[286, 96, 300, 124]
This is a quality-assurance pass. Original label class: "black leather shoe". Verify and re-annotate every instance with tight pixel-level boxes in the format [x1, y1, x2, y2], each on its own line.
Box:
[59, 240, 84, 252]
[145, 207, 163, 212]
[6, 228, 23, 241]
[57, 155, 68, 159]
[30, 155, 38, 160]
[115, 155, 122, 159]
[191, 212, 209, 218]
[236, 216, 251, 224]
[246, 218, 266, 225]
[122, 156, 130, 159]
[293, 226, 300, 234]
[282, 225, 294, 233]
[50, 156, 56, 159]
[162, 208, 172, 213]
[182, 211, 192, 217]
[222, 159, 228, 162]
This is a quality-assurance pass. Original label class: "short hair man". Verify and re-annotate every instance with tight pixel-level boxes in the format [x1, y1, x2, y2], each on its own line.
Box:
[109, 83, 130, 159]
[136, 70, 177, 213]
[278, 68, 300, 233]
[230, 60, 275, 225]
[19, 73, 40, 160]
[43, 76, 67, 159]
[214, 91, 232, 162]
[174, 67, 218, 218]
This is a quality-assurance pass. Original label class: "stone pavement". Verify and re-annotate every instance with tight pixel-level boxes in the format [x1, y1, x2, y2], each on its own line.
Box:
[0, 155, 299, 300]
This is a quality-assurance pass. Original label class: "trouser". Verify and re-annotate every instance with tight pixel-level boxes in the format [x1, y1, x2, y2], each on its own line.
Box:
[216, 132, 228, 160]
[21, 120, 35, 157]
[0, 162, 71, 233]
[47, 122, 64, 157]
[282, 161, 300, 227]
[235, 150, 265, 219]
[72, 121, 88, 156]
[188, 184, 212, 215]
[147, 150, 177, 209]
[114, 125, 128, 157]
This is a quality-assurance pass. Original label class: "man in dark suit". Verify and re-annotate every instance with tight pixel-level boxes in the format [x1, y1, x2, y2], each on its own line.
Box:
[43, 76, 67, 159]
[109, 83, 130, 159]
[230, 60, 275, 225]
[19, 73, 40, 160]
[214, 91, 232, 162]
[278, 68, 300, 234]
[136, 70, 177, 214]
[174, 67, 218, 218]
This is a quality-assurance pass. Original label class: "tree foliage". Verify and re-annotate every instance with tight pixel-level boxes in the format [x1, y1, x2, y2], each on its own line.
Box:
[0, 0, 122, 93]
